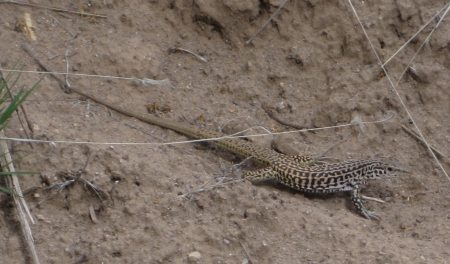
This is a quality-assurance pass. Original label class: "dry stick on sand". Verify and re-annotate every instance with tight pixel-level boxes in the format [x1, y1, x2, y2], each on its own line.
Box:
[401, 125, 450, 165]
[168, 47, 208, 63]
[0, 0, 107, 18]
[0, 132, 40, 264]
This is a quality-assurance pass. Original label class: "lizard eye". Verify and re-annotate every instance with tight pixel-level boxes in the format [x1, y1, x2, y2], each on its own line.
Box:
[387, 167, 393, 172]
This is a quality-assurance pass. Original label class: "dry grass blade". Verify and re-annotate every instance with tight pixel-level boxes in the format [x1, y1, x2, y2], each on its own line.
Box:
[0, 70, 40, 263]
[402, 125, 450, 165]
[0, 132, 40, 264]
[0, 0, 107, 18]
[168, 47, 208, 62]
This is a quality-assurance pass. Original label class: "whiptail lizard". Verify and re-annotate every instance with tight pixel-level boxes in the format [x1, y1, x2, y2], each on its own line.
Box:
[74, 91, 399, 220]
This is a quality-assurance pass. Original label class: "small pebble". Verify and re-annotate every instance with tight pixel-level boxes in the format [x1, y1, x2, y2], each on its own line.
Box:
[188, 251, 201, 262]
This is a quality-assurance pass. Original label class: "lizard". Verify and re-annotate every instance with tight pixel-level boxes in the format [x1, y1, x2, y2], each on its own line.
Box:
[71, 88, 399, 220]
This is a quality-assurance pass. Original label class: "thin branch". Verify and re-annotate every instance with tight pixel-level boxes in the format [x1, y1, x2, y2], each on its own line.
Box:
[361, 195, 386, 203]
[0, 0, 107, 18]
[168, 47, 208, 63]
[401, 125, 449, 165]
[0, 131, 40, 264]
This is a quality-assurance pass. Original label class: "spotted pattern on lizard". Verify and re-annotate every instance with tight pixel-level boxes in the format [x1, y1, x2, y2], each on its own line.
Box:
[75, 93, 400, 220]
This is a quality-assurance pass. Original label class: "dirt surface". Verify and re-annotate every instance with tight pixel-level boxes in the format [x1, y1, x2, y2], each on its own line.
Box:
[0, 0, 449, 263]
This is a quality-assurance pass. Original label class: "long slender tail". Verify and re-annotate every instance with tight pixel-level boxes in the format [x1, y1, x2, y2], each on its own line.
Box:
[71, 88, 280, 164]
[74, 88, 209, 138]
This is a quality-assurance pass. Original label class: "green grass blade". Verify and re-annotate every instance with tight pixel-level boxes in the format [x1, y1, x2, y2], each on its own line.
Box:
[0, 78, 40, 130]
[0, 186, 13, 195]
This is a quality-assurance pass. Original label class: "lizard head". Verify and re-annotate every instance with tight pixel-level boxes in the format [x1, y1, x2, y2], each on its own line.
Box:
[367, 160, 405, 179]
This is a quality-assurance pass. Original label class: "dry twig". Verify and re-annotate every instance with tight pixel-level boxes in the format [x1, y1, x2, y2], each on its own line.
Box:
[361, 195, 386, 203]
[0, 0, 107, 18]
[168, 47, 208, 63]
[0, 131, 40, 264]
[402, 125, 449, 164]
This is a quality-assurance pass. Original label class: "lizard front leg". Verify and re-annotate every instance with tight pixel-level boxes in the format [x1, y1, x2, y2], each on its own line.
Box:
[350, 184, 380, 220]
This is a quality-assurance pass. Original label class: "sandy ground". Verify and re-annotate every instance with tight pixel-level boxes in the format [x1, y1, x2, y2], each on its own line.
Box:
[0, 0, 449, 263]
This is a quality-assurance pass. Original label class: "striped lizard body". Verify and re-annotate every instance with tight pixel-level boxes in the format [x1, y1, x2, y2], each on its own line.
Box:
[77, 93, 398, 220]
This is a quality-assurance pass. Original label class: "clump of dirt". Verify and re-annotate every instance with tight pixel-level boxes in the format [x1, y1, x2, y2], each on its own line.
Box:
[0, 0, 449, 263]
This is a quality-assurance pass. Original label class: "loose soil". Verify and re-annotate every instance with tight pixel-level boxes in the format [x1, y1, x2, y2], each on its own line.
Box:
[0, 0, 449, 263]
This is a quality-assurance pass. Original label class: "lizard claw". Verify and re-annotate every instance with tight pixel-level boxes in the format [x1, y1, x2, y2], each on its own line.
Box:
[361, 208, 380, 221]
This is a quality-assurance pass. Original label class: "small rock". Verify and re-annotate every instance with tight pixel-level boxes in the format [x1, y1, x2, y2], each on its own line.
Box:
[243, 208, 259, 219]
[188, 251, 201, 262]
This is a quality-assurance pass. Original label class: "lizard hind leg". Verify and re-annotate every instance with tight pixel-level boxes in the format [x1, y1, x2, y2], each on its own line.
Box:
[244, 167, 279, 184]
